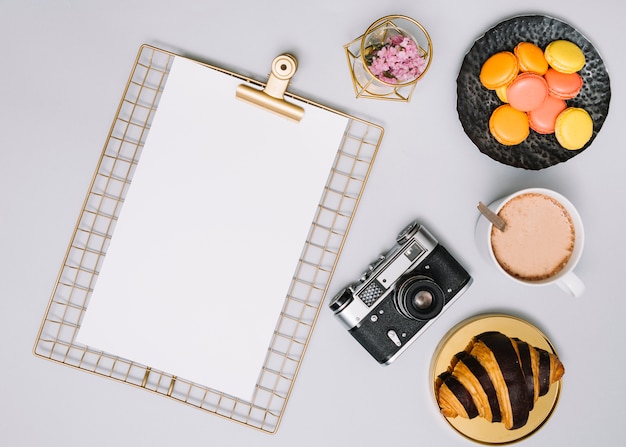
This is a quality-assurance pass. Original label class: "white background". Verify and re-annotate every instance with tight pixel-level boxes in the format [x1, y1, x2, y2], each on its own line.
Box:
[2, 0, 625, 445]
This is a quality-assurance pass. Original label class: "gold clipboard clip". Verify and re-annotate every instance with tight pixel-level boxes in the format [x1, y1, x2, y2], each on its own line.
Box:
[235, 54, 305, 122]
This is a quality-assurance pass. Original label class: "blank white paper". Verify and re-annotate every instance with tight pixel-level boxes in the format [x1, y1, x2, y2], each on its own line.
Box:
[77, 56, 348, 400]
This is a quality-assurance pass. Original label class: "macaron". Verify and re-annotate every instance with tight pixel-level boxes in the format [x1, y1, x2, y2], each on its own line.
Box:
[544, 40, 586, 74]
[506, 72, 548, 112]
[555, 107, 593, 150]
[544, 68, 583, 99]
[489, 104, 530, 146]
[528, 95, 567, 134]
[514, 42, 548, 75]
[495, 84, 509, 102]
[480, 51, 519, 90]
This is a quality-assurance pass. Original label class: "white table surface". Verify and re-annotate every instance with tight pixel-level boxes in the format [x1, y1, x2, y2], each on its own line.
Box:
[2, 1, 624, 445]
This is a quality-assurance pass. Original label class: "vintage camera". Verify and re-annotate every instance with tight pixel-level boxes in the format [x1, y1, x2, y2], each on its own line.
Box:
[329, 221, 472, 364]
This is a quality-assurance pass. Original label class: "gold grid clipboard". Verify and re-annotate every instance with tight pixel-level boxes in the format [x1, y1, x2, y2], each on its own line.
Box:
[33, 45, 383, 433]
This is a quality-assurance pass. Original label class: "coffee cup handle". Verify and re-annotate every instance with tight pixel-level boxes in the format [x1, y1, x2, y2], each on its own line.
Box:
[556, 271, 585, 298]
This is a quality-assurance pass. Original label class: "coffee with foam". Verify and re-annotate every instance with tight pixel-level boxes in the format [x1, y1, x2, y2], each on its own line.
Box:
[490, 193, 575, 281]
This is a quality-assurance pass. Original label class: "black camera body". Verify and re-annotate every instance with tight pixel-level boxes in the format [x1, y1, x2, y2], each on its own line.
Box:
[329, 222, 472, 364]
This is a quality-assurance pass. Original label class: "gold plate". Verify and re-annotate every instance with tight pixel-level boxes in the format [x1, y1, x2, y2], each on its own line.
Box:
[430, 314, 562, 444]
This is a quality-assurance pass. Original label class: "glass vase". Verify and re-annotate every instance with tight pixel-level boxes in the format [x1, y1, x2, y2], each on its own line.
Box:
[345, 15, 433, 101]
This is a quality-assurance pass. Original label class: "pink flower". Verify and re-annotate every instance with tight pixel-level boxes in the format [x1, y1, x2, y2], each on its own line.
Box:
[369, 57, 389, 77]
[366, 33, 426, 84]
[390, 34, 405, 45]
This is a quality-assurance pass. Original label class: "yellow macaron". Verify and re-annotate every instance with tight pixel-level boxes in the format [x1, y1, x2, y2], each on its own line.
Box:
[514, 42, 549, 75]
[544, 40, 586, 74]
[480, 51, 519, 90]
[555, 107, 593, 150]
[489, 104, 530, 146]
[495, 84, 509, 102]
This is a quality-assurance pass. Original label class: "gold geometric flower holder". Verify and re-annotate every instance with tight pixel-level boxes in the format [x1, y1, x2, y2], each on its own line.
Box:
[344, 15, 433, 102]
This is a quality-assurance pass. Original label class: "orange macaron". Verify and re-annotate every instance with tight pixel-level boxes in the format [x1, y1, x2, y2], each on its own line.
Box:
[544, 68, 583, 99]
[489, 104, 530, 145]
[480, 51, 519, 90]
[506, 72, 548, 112]
[514, 42, 549, 75]
[528, 95, 567, 134]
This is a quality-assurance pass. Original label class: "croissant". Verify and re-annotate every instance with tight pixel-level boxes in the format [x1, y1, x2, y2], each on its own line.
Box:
[435, 331, 564, 430]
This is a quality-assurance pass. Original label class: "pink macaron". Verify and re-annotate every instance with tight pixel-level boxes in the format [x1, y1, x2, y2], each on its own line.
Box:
[528, 95, 567, 134]
[506, 72, 549, 112]
[543, 68, 583, 100]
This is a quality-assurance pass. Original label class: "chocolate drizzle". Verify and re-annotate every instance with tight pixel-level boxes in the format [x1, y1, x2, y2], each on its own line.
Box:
[455, 351, 502, 422]
[476, 332, 531, 429]
[513, 338, 536, 410]
[538, 349, 551, 396]
[441, 372, 479, 419]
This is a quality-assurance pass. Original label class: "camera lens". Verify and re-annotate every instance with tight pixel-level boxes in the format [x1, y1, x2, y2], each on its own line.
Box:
[412, 289, 433, 309]
[395, 276, 444, 321]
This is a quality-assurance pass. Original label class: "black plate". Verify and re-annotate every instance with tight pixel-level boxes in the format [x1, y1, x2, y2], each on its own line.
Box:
[457, 15, 610, 170]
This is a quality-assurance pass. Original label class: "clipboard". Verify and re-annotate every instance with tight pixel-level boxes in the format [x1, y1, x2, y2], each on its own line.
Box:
[33, 45, 383, 433]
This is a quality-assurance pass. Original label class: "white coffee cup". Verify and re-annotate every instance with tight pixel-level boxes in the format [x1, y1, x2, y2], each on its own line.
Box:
[475, 188, 585, 297]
